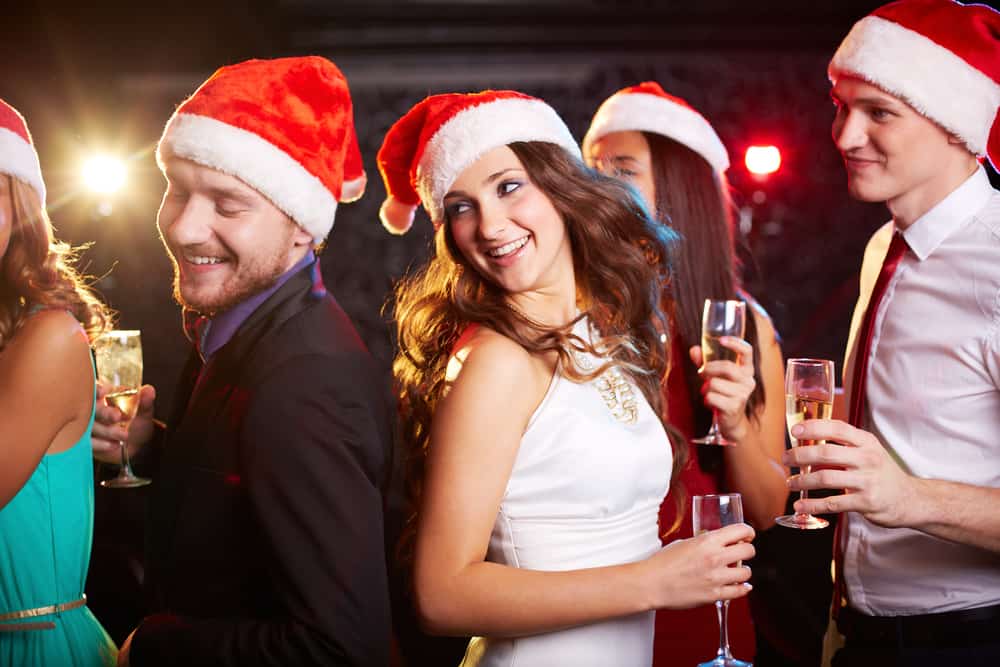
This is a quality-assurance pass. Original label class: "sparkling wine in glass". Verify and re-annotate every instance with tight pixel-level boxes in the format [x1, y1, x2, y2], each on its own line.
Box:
[692, 299, 747, 446]
[775, 358, 834, 529]
[693, 493, 751, 667]
[94, 330, 151, 489]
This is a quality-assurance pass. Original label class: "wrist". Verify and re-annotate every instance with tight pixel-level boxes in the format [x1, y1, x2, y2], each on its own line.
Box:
[625, 558, 657, 613]
[897, 475, 933, 529]
[722, 416, 750, 443]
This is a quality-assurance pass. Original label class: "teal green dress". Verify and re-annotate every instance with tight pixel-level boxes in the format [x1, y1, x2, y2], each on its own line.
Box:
[0, 382, 118, 666]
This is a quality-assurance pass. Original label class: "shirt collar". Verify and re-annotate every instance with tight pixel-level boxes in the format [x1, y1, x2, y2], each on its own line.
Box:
[200, 252, 315, 360]
[900, 166, 994, 261]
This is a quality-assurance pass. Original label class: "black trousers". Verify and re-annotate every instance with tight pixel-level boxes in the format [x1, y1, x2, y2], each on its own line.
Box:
[832, 604, 1000, 667]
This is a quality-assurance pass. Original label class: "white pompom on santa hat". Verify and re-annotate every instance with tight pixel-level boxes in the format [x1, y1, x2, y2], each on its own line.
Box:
[828, 0, 1000, 169]
[582, 81, 730, 174]
[157, 56, 367, 243]
[376, 90, 581, 235]
[0, 99, 46, 207]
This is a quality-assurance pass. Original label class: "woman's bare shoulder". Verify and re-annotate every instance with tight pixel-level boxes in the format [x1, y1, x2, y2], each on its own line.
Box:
[3, 309, 89, 365]
[447, 325, 537, 382]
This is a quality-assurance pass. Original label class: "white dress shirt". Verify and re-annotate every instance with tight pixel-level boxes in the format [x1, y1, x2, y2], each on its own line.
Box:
[841, 166, 1000, 616]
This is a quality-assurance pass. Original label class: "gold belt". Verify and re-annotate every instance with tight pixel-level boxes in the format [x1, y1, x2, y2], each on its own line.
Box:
[0, 594, 87, 632]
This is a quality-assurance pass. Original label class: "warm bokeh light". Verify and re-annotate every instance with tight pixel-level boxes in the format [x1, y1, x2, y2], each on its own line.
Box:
[744, 145, 782, 176]
[82, 155, 128, 194]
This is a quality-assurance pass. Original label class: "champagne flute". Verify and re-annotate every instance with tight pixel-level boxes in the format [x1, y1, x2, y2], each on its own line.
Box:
[693, 493, 751, 667]
[775, 358, 834, 529]
[94, 330, 151, 489]
[691, 299, 747, 446]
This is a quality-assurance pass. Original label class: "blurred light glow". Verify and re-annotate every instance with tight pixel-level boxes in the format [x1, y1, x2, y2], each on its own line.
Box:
[745, 145, 781, 176]
[83, 155, 127, 194]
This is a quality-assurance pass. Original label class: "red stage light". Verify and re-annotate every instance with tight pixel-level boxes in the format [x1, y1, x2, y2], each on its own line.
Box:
[745, 145, 781, 176]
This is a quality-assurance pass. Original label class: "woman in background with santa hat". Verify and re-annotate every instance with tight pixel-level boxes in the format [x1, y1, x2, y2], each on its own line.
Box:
[584, 82, 789, 666]
[379, 89, 756, 666]
[0, 99, 117, 665]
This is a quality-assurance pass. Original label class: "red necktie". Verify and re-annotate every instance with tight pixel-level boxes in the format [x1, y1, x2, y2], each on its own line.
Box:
[847, 232, 909, 428]
[834, 231, 908, 618]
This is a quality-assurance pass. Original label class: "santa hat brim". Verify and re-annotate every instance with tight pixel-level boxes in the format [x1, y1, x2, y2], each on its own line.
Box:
[0, 127, 46, 207]
[582, 92, 730, 173]
[415, 97, 581, 223]
[829, 16, 1000, 157]
[157, 113, 341, 243]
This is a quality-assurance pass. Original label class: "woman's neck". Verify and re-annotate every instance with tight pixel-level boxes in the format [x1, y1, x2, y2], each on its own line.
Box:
[505, 288, 579, 329]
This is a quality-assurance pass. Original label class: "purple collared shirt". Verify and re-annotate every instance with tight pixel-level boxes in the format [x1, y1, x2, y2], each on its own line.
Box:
[199, 253, 315, 360]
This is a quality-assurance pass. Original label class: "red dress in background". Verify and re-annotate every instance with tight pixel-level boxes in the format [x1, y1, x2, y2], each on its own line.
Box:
[652, 336, 756, 666]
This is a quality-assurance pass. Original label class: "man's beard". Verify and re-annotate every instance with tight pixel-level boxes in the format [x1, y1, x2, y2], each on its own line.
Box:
[170, 253, 289, 316]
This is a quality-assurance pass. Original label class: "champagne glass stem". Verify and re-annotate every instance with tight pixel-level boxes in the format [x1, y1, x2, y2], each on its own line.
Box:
[715, 599, 733, 661]
[797, 466, 811, 518]
[102, 438, 150, 487]
[118, 440, 135, 478]
[692, 410, 734, 446]
[708, 412, 722, 439]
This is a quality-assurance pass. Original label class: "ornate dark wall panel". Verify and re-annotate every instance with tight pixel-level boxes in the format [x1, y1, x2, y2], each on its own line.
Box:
[8, 0, 996, 417]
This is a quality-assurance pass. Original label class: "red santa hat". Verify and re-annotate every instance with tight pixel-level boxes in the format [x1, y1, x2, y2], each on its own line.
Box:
[157, 56, 366, 243]
[829, 0, 1000, 168]
[582, 81, 730, 174]
[376, 90, 581, 235]
[0, 99, 46, 207]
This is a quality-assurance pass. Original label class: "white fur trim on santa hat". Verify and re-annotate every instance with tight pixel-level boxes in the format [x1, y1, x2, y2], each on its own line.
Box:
[0, 127, 46, 206]
[340, 173, 367, 204]
[830, 15, 1000, 157]
[157, 113, 339, 243]
[415, 97, 581, 223]
[380, 196, 416, 235]
[582, 92, 730, 173]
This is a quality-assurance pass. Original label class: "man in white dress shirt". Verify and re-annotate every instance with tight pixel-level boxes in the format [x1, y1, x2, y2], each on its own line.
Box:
[784, 1, 1000, 665]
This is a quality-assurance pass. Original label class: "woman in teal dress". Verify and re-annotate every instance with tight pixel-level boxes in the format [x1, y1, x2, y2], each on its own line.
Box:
[0, 99, 117, 666]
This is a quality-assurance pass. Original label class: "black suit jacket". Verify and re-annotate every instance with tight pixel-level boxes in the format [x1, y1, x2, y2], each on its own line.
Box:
[130, 261, 393, 666]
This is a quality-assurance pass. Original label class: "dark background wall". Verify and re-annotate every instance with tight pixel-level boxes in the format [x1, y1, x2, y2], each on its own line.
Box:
[6, 2, 999, 664]
[12, 0, 990, 417]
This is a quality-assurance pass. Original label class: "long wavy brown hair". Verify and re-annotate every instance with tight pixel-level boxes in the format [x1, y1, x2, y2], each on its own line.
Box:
[643, 132, 766, 433]
[0, 175, 111, 351]
[393, 141, 687, 560]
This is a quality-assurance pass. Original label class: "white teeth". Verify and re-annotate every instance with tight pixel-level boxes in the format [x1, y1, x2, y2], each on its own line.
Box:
[188, 256, 225, 265]
[488, 236, 529, 258]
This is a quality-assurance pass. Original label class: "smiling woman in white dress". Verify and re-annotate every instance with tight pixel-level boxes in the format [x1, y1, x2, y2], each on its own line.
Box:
[379, 90, 757, 667]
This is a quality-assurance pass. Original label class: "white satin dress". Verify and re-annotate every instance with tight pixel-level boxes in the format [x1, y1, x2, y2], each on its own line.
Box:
[462, 320, 673, 667]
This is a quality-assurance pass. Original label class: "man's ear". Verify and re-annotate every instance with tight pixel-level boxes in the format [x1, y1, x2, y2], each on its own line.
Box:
[292, 224, 315, 247]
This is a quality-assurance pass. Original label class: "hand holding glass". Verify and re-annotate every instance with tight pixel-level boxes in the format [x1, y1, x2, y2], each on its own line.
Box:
[94, 330, 151, 488]
[691, 299, 747, 446]
[693, 493, 751, 667]
[775, 358, 834, 529]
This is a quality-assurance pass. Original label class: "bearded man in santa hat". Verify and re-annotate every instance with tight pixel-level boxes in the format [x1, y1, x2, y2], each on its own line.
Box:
[92, 56, 393, 667]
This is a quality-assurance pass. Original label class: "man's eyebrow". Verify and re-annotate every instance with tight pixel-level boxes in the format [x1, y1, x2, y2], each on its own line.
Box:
[207, 186, 254, 204]
[831, 91, 903, 108]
